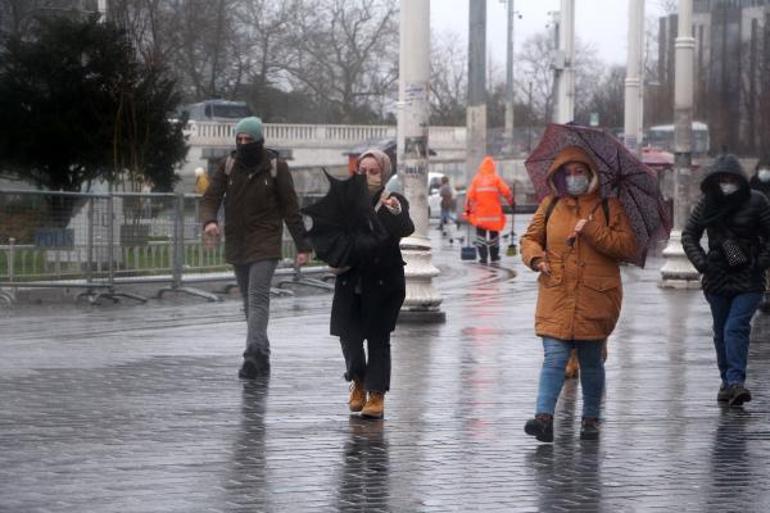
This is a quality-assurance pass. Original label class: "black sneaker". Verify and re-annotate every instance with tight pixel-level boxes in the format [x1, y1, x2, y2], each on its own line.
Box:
[717, 384, 731, 402]
[479, 258, 488, 264]
[580, 417, 601, 440]
[524, 414, 554, 443]
[728, 384, 752, 407]
[238, 355, 270, 379]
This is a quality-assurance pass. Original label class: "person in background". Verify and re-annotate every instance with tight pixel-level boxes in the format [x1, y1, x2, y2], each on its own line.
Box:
[438, 175, 457, 242]
[194, 167, 210, 195]
[465, 156, 514, 263]
[200, 116, 312, 379]
[683, 154, 770, 406]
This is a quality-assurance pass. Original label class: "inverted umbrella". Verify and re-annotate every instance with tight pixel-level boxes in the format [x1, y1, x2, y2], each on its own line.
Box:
[525, 123, 672, 267]
[301, 171, 375, 268]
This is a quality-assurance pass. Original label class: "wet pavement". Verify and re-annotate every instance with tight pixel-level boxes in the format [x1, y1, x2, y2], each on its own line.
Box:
[2, 217, 770, 512]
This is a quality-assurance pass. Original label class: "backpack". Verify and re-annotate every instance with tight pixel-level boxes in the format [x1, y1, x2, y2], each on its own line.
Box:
[543, 196, 610, 249]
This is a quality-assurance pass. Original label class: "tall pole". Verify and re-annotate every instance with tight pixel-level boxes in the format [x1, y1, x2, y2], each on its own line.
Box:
[397, 0, 444, 322]
[504, 0, 516, 155]
[467, 0, 487, 185]
[556, 0, 575, 123]
[624, 0, 645, 155]
[660, 0, 699, 288]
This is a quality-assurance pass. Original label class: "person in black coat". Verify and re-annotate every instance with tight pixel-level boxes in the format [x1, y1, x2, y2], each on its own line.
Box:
[682, 154, 770, 407]
[332, 149, 415, 419]
[750, 159, 770, 312]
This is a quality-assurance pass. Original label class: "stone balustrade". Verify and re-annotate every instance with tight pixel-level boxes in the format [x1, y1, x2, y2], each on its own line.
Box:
[186, 121, 466, 150]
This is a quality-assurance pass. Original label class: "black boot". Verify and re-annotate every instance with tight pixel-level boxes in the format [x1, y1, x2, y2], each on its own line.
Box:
[524, 414, 554, 443]
[580, 417, 601, 440]
[477, 244, 488, 264]
[717, 383, 731, 402]
[239, 353, 270, 379]
[728, 384, 752, 407]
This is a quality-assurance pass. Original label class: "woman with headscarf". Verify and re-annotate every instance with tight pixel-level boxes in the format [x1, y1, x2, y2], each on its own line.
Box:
[331, 149, 414, 419]
[683, 154, 770, 407]
[520, 146, 636, 443]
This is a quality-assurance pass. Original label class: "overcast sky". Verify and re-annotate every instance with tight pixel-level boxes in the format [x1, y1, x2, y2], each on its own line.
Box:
[431, 0, 670, 68]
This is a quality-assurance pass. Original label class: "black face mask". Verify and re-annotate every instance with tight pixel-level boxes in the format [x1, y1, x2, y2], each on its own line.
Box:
[236, 140, 263, 167]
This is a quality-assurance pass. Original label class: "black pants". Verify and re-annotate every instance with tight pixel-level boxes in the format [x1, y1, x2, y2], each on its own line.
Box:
[475, 228, 500, 261]
[340, 334, 391, 393]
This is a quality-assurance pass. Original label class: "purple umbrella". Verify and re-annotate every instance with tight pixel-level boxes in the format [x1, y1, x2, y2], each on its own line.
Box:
[525, 123, 672, 267]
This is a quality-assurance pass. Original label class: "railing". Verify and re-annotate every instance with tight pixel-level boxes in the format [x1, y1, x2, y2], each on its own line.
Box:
[187, 121, 466, 149]
[0, 189, 310, 304]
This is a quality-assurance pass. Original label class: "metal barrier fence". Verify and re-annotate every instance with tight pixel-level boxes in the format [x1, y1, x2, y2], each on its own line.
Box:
[0, 189, 319, 304]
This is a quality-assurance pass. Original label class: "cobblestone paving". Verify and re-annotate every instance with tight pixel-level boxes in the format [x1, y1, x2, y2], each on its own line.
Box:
[2, 220, 770, 512]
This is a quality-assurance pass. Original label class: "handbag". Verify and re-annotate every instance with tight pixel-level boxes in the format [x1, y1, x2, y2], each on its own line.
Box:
[719, 223, 749, 268]
[721, 238, 749, 267]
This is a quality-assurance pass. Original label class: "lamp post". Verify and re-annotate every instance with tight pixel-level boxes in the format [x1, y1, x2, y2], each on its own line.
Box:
[501, 0, 522, 155]
[397, 0, 444, 322]
[660, 0, 700, 288]
[555, 0, 575, 124]
[624, 0, 645, 155]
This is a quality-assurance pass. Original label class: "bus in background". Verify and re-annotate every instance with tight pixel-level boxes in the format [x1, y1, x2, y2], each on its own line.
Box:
[178, 99, 253, 122]
[644, 121, 710, 156]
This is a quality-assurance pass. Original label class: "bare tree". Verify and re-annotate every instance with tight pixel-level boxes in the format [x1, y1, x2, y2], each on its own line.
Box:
[515, 31, 601, 125]
[284, 0, 398, 123]
[429, 31, 467, 126]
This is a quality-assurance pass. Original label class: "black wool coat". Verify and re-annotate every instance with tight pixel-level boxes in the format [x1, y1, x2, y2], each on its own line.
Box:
[682, 159, 770, 295]
[330, 191, 415, 339]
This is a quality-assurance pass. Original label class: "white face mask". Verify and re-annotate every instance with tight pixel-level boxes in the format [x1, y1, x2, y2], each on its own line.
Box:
[566, 175, 590, 196]
[758, 169, 770, 182]
[719, 182, 739, 195]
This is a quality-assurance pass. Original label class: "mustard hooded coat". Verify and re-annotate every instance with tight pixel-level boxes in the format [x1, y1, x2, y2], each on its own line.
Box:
[520, 146, 637, 341]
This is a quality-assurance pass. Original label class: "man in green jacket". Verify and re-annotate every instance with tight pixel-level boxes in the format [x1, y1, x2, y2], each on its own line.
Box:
[200, 116, 312, 379]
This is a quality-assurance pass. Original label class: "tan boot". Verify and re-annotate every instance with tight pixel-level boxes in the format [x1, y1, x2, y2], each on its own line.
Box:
[361, 391, 385, 419]
[348, 379, 366, 413]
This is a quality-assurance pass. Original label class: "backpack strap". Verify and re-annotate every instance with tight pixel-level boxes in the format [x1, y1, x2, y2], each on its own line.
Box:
[224, 155, 235, 176]
[270, 158, 278, 179]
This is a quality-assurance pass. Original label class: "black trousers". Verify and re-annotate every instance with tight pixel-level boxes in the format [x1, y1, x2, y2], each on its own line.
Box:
[475, 227, 500, 261]
[340, 334, 391, 393]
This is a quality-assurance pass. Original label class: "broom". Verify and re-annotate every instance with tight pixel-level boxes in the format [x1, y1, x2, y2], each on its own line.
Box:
[506, 210, 517, 256]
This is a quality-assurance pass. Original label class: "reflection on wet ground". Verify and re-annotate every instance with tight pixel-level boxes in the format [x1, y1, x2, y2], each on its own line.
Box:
[2, 220, 770, 511]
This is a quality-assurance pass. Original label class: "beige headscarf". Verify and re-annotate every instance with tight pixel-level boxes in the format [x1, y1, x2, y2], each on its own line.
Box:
[356, 148, 393, 184]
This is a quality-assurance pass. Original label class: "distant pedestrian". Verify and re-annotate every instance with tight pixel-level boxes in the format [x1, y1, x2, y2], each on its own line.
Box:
[194, 167, 210, 195]
[465, 156, 514, 263]
[520, 146, 636, 442]
[438, 175, 456, 241]
[200, 116, 312, 379]
[332, 149, 414, 419]
[750, 159, 770, 312]
[682, 154, 770, 406]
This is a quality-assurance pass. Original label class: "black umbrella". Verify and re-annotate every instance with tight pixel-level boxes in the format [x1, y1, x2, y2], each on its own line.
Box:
[301, 171, 374, 268]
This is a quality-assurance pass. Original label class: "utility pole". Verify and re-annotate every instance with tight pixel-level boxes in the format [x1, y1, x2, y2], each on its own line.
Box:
[624, 0, 645, 155]
[467, 0, 487, 184]
[556, 0, 575, 123]
[97, 0, 108, 20]
[397, 0, 444, 322]
[660, 0, 699, 288]
[502, 0, 520, 155]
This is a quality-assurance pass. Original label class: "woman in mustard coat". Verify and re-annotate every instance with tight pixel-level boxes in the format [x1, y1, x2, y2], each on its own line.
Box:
[520, 146, 636, 442]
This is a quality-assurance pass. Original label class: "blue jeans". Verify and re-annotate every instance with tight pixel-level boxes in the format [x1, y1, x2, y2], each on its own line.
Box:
[705, 292, 762, 386]
[535, 337, 605, 418]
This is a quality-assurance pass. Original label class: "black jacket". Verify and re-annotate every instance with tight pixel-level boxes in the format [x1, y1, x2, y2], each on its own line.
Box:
[330, 191, 415, 339]
[682, 155, 770, 295]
